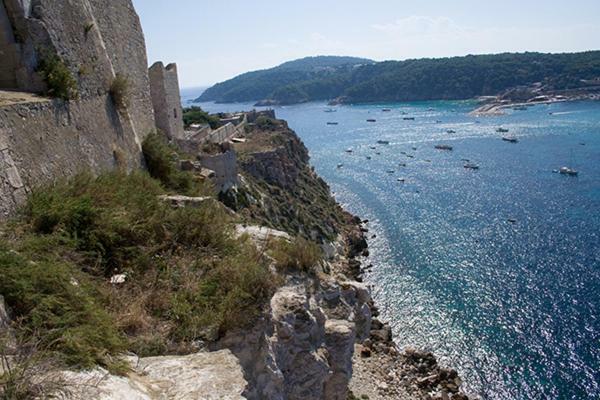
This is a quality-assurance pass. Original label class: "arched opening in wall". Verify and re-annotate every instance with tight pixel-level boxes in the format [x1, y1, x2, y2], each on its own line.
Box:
[0, 1, 19, 89]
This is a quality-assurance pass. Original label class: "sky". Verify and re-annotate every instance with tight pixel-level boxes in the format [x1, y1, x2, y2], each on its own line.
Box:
[132, 0, 600, 88]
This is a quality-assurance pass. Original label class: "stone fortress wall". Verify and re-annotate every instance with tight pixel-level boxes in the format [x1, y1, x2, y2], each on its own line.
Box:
[149, 61, 184, 140]
[0, 0, 157, 218]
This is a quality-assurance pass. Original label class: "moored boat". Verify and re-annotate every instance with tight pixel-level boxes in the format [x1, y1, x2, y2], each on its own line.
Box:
[559, 167, 578, 176]
[435, 144, 453, 151]
[464, 162, 480, 170]
[496, 127, 509, 133]
[377, 140, 390, 145]
[502, 136, 518, 143]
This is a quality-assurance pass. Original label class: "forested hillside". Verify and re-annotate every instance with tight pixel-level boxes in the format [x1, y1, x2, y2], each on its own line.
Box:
[197, 52, 600, 105]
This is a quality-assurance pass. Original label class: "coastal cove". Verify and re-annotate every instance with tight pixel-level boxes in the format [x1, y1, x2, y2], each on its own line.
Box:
[192, 98, 600, 399]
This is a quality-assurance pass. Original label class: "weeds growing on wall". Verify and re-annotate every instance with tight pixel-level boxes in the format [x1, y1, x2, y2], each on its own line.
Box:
[142, 133, 211, 196]
[37, 54, 78, 101]
[109, 74, 130, 111]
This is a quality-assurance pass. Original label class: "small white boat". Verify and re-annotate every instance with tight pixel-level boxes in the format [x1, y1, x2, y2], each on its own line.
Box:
[559, 167, 578, 176]
[496, 127, 509, 133]
[464, 162, 480, 170]
[345, 149, 353, 153]
[397, 178, 406, 182]
[337, 163, 344, 168]
[377, 140, 390, 145]
[502, 136, 518, 143]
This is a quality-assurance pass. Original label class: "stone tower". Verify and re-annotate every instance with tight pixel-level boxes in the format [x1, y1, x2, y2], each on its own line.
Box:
[149, 62, 185, 140]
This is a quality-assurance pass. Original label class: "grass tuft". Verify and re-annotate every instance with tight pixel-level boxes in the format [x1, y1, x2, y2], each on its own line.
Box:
[270, 237, 323, 273]
[142, 133, 209, 196]
[109, 74, 130, 111]
[37, 54, 78, 101]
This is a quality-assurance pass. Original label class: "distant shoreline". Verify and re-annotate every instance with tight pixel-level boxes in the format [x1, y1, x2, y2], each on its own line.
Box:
[470, 93, 600, 116]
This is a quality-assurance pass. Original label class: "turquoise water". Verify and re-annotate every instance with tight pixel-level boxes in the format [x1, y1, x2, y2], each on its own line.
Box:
[195, 98, 600, 399]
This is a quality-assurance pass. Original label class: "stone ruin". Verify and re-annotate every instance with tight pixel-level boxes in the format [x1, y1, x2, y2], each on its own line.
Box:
[0, 0, 186, 218]
[0, 0, 277, 216]
[149, 61, 184, 140]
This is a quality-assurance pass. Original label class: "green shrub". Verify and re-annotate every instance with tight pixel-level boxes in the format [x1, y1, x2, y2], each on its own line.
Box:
[0, 245, 125, 370]
[255, 116, 277, 130]
[182, 106, 220, 129]
[270, 237, 323, 272]
[3, 170, 274, 366]
[37, 54, 78, 101]
[142, 133, 207, 196]
[169, 240, 274, 341]
[109, 74, 130, 111]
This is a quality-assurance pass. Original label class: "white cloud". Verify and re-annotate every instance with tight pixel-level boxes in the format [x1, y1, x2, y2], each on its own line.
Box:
[373, 16, 465, 37]
[368, 16, 600, 61]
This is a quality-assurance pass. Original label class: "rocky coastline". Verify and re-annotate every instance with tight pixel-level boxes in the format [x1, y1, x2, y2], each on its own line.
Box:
[342, 220, 472, 400]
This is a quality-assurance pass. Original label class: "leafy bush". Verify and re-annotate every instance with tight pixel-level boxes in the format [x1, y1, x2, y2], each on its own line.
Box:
[182, 106, 220, 129]
[142, 133, 206, 195]
[109, 74, 130, 111]
[37, 54, 78, 101]
[270, 237, 323, 272]
[255, 116, 278, 130]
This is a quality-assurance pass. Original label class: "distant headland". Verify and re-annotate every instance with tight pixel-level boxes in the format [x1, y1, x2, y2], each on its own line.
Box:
[196, 52, 600, 108]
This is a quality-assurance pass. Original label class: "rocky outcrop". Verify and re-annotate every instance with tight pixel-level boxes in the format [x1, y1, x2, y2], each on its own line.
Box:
[0, 295, 15, 354]
[215, 269, 374, 400]
[238, 121, 308, 190]
[61, 350, 248, 400]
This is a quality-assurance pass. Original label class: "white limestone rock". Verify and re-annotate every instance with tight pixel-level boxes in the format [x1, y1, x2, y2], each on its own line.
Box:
[61, 350, 248, 400]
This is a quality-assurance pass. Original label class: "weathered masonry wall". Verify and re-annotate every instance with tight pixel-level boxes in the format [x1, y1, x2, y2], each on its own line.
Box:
[0, 96, 144, 218]
[1, 0, 155, 139]
[0, 2, 19, 88]
[207, 116, 247, 144]
[149, 62, 184, 140]
[197, 150, 238, 192]
[0, 0, 159, 218]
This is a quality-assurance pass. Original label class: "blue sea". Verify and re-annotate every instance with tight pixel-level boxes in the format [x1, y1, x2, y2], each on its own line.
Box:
[192, 97, 600, 399]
